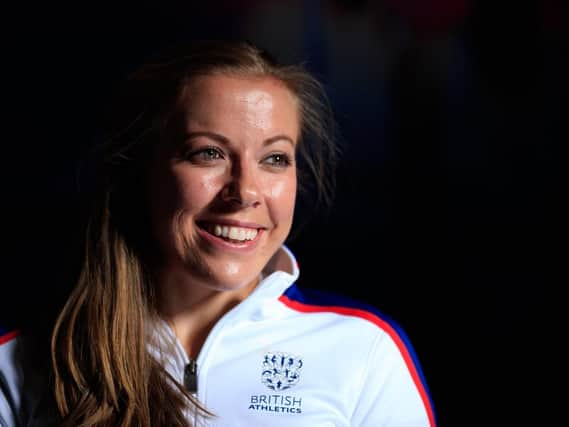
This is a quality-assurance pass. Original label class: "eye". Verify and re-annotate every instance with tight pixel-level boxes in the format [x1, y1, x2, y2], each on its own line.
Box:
[188, 147, 225, 163]
[262, 153, 292, 168]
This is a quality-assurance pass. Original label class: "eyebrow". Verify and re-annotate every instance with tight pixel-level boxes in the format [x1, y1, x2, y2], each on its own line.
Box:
[184, 131, 296, 147]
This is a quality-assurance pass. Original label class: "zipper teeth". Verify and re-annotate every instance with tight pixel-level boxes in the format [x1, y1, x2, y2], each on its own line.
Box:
[184, 358, 198, 393]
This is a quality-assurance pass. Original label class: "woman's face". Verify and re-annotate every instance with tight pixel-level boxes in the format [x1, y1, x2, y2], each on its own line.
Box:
[149, 74, 299, 293]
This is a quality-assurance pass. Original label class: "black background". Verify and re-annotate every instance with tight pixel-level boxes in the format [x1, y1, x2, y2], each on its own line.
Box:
[2, 1, 565, 425]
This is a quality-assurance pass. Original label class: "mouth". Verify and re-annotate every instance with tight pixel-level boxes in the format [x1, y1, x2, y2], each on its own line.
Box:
[196, 221, 263, 244]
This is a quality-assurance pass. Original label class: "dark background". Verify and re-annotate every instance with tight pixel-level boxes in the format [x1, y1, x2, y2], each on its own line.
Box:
[3, 1, 565, 425]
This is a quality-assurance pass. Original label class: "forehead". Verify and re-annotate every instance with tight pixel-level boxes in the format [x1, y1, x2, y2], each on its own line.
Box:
[177, 74, 300, 136]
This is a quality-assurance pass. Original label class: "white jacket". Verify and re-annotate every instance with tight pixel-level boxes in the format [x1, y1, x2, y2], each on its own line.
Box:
[1, 247, 436, 426]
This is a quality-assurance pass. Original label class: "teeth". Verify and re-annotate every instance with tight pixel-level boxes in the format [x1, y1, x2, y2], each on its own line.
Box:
[211, 224, 258, 242]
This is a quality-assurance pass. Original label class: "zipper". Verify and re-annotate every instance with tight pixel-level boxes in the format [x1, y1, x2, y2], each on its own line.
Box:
[184, 358, 198, 393]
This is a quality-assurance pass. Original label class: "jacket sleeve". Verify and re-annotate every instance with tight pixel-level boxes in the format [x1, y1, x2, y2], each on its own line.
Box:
[351, 328, 436, 427]
[0, 331, 22, 427]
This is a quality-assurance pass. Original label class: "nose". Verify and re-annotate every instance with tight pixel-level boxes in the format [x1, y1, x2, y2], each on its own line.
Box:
[221, 158, 261, 208]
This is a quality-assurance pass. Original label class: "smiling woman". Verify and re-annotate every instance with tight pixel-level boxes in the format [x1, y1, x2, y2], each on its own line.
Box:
[0, 41, 436, 426]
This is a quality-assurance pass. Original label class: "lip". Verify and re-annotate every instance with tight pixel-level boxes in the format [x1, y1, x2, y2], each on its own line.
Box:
[196, 220, 265, 252]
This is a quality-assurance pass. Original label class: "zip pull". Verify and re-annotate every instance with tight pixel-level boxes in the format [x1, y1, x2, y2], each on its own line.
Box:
[184, 358, 198, 393]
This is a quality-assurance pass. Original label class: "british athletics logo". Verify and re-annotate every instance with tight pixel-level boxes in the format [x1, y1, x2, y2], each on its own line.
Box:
[261, 352, 302, 391]
[248, 352, 303, 414]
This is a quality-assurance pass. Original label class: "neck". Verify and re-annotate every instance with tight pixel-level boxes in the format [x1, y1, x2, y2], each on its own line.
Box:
[156, 270, 260, 359]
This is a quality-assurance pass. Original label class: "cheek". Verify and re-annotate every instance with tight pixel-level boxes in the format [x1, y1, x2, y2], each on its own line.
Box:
[266, 174, 297, 223]
[152, 168, 224, 240]
[175, 168, 224, 210]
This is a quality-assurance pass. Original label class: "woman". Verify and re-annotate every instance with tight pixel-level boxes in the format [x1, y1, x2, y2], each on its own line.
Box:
[0, 40, 436, 426]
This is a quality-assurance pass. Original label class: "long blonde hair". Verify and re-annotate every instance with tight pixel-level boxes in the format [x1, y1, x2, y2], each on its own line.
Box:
[51, 40, 338, 426]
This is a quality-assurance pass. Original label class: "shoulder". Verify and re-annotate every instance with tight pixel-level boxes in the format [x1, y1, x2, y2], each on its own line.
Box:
[278, 284, 424, 366]
[278, 285, 436, 420]
[1, 326, 23, 427]
[278, 287, 437, 425]
[1, 326, 55, 427]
